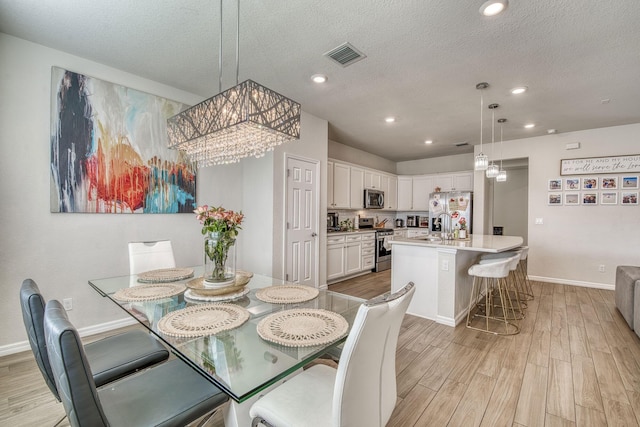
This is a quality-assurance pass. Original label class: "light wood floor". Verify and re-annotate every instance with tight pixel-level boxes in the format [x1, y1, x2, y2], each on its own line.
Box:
[3, 270, 640, 426]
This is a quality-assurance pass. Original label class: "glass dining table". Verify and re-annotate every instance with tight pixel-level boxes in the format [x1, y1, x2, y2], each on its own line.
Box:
[88, 268, 363, 413]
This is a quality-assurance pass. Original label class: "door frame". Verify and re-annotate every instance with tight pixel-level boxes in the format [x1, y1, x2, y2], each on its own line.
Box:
[283, 153, 321, 286]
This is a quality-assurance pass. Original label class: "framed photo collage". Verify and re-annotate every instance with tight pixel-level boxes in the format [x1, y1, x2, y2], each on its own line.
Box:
[547, 175, 638, 206]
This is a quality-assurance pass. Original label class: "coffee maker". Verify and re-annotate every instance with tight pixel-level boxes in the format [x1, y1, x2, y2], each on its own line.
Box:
[327, 212, 339, 231]
[406, 215, 419, 227]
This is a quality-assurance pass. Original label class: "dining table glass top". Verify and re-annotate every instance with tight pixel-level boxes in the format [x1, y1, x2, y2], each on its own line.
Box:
[88, 267, 364, 403]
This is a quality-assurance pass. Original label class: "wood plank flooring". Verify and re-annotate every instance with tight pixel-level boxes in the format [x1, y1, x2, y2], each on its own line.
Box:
[2, 270, 640, 426]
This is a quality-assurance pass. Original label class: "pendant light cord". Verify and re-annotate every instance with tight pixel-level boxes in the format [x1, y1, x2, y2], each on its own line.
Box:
[500, 123, 504, 169]
[480, 90, 484, 151]
[236, 0, 240, 85]
[218, 0, 241, 91]
[218, 0, 223, 93]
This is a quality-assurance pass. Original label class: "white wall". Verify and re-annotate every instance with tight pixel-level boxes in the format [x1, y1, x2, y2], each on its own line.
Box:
[490, 167, 529, 245]
[329, 140, 396, 174]
[474, 123, 640, 288]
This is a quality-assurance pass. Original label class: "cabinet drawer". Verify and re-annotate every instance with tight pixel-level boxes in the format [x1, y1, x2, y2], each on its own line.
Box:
[360, 233, 376, 241]
[362, 255, 375, 269]
[327, 235, 346, 245]
[345, 234, 362, 242]
[361, 241, 375, 250]
[362, 247, 375, 256]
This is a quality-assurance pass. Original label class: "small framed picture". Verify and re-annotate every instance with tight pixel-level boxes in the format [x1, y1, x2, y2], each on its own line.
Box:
[565, 178, 580, 190]
[548, 179, 562, 191]
[582, 177, 598, 190]
[564, 193, 580, 205]
[600, 176, 618, 189]
[548, 193, 562, 205]
[582, 192, 598, 205]
[622, 176, 639, 189]
[600, 192, 618, 205]
[621, 192, 638, 205]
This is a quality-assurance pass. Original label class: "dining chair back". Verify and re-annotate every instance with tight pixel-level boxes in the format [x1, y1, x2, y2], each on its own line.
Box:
[19, 279, 169, 401]
[249, 282, 415, 427]
[44, 300, 228, 427]
[128, 240, 176, 275]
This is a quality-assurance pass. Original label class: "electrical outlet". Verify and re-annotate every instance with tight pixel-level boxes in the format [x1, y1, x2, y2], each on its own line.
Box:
[535, 218, 544, 225]
[63, 298, 73, 311]
[598, 265, 605, 273]
[442, 260, 449, 271]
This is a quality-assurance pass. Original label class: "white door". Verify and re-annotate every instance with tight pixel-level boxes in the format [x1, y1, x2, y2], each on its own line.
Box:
[285, 156, 319, 287]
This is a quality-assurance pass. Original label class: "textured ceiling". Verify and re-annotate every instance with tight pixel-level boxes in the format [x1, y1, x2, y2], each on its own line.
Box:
[1, 0, 639, 161]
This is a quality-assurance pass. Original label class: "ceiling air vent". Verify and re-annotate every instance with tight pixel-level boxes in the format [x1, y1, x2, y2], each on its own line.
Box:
[324, 42, 367, 67]
[455, 142, 469, 147]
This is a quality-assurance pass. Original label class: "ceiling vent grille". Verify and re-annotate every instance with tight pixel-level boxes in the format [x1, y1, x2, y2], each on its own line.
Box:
[455, 142, 469, 147]
[324, 42, 367, 67]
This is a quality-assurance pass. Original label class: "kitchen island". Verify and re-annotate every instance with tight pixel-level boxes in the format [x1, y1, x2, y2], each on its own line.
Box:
[390, 235, 523, 326]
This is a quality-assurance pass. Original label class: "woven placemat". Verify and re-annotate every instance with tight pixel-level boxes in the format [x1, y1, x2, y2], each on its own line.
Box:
[112, 283, 186, 302]
[257, 308, 348, 348]
[255, 285, 319, 304]
[184, 287, 250, 303]
[137, 268, 194, 283]
[157, 303, 250, 338]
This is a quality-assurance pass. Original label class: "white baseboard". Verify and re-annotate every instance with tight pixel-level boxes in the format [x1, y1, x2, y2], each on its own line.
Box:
[0, 317, 137, 357]
[436, 315, 456, 327]
[529, 275, 614, 291]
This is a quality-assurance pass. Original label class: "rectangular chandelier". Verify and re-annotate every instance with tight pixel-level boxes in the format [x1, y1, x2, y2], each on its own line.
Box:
[167, 79, 301, 167]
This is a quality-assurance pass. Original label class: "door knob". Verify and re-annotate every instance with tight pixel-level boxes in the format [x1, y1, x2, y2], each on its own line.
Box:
[311, 232, 318, 237]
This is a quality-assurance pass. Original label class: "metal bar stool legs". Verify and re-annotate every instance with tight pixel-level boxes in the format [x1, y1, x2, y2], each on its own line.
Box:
[466, 258, 519, 335]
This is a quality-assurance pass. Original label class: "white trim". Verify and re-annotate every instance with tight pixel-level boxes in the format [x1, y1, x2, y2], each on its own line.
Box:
[529, 275, 614, 291]
[436, 314, 456, 327]
[0, 317, 137, 357]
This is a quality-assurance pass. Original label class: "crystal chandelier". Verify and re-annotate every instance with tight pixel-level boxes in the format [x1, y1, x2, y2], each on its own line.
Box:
[167, 0, 301, 167]
[486, 103, 500, 178]
[474, 82, 489, 171]
[496, 118, 507, 182]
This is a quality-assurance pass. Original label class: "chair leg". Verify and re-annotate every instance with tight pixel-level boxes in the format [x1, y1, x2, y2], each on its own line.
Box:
[252, 417, 275, 427]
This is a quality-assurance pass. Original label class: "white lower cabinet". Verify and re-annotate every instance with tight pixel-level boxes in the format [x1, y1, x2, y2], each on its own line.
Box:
[327, 232, 376, 283]
[393, 229, 407, 239]
[406, 229, 430, 238]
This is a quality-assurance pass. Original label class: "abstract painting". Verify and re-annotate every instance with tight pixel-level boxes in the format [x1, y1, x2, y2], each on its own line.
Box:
[50, 67, 196, 213]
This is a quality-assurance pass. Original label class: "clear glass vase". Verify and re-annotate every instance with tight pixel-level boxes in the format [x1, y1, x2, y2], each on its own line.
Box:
[204, 231, 236, 284]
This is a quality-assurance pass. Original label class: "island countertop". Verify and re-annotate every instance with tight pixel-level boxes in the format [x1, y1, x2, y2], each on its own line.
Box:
[390, 234, 523, 253]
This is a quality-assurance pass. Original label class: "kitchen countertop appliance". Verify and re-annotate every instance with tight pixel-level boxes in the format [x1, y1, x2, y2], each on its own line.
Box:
[364, 188, 384, 209]
[406, 215, 419, 227]
[327, 212, 339, 231]
[395, 218, 404, 228]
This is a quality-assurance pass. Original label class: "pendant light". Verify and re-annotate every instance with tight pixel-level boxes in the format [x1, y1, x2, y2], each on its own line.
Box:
[474, 82, 489, 171]
[496, 118, 507, 182]
[486, 103, 500, 178]
[167, 0, 301, 167]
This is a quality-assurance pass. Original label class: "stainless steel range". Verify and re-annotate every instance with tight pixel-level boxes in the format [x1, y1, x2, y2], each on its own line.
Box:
[375, 229, 394, 272]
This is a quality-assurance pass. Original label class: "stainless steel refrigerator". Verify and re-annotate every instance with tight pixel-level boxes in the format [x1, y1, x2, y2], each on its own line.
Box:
[428, 192, 473, 235]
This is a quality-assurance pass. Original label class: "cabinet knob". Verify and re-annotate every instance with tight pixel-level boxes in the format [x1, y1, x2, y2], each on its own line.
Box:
[311, 232, 318, 237]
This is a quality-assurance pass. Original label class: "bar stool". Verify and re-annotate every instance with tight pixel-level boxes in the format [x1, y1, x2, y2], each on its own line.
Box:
[480, 254, 525, 320]
[466, 257, 520, 335]
[481, 251, 527, 307]
[517, 246, 533, 300]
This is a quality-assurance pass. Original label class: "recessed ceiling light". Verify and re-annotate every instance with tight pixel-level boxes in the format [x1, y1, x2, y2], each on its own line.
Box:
[385, 117, 396, 123]
[480, 0, 508, 16]
[311, 74, 327, 84]
[511, 86, 527, 95]
[424, 140, 433, 145]
[524, 123, 535, 129]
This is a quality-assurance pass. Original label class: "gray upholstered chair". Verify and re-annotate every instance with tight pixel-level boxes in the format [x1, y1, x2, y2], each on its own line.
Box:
[615, 266, 640, 336]
[44, 300, 229, 427]
[249, 282, 415, 427]
[20, 279, 169, 403]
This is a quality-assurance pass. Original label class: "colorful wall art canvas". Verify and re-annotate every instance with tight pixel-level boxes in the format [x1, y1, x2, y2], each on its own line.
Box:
[50, 67, 196, 213]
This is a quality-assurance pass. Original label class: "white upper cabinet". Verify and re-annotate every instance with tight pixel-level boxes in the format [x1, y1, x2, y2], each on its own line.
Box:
[382, 175, 397, 210]
[332, 162, 351, 209]
[451, 172, 473, 191]
[350, 167, 365, 210]
[433, 174, 453, 192]
[364, 170, 382, 189]
[327, 161, 334, 208]
[397, 177, 413, 210]
[411, 175, 434, 211]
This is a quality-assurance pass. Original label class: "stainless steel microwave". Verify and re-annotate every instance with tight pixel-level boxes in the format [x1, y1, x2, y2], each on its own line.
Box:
[364, 189, 384, 209]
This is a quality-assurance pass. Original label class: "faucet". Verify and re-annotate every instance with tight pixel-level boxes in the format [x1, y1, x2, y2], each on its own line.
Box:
[437, 212, 453, 240]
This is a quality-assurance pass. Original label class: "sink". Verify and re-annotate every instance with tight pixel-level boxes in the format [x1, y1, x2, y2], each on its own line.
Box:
[418, 236, 442, 243]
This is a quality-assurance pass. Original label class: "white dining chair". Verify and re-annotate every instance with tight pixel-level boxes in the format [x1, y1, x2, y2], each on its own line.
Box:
[128, 240, 176, 275]
[249, 282, 415, 427]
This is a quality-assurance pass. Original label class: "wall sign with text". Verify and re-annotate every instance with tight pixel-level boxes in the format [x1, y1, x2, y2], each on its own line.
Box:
[560, 154, 640, 175]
